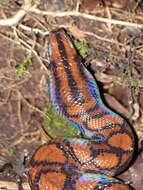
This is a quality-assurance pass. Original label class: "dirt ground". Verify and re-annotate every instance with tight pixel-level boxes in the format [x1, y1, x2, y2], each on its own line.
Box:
[0, 0, 143, 190]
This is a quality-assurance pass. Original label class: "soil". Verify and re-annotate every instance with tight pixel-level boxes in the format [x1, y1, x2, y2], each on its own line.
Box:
[0, 0, 143, 190]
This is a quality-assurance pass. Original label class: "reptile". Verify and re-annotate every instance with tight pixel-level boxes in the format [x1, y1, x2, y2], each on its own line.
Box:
[29, 28, 135, 190]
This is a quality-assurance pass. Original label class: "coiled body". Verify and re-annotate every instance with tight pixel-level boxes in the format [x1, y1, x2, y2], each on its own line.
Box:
[29, 29, 134, 190]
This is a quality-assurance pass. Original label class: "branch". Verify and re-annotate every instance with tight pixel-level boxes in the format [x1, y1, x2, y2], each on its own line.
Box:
[0, 0, 32, 26]
[30, 8, 143, 29]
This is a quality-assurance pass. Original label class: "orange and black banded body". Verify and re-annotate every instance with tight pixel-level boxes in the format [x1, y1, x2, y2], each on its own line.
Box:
[29, 29, 135, 190]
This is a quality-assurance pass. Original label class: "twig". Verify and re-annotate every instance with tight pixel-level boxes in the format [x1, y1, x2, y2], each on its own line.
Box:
[133, 0, 143, 12]
[30, 8, 143, 29]
[0, 180, 30, 190]
[19, 24, 49, 35]
[0, 0, 32, 26]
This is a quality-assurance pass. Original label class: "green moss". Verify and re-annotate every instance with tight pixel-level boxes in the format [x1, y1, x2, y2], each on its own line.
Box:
[43, 106, 81, 139]
[74, 40, 88, 58]
[15, 56, 32, 74]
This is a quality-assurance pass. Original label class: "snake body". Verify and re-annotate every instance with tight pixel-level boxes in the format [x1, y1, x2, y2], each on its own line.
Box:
[29, 29, 134, 190]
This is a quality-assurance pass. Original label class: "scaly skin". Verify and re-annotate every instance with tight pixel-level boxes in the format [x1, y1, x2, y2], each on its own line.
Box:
[29, 28, 134, 190]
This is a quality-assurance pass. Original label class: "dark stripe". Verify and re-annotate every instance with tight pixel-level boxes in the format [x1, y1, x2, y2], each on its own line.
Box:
[63, 175, 76, 190]
[50, 60, 69, 113]
[55, 32, 85, 104]
[74, 55, 100, 100]
[91, 111, 110, 119]
[31, 160, 65, 167]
